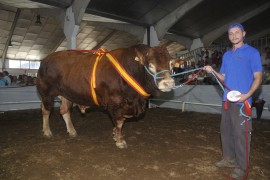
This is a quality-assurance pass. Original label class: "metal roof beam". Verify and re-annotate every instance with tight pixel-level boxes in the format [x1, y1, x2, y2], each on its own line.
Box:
[154, 0, 204, 40]
[93, 30, 116, 49]
[164, 33, 192, 50]
[37, 1, 91, 50]
[86, 21, 145, 42]
[245, 28, 270, 41]
[30, 0, 73, 9]
[202, 2, 270, 46]
[71, 0, 91, 25]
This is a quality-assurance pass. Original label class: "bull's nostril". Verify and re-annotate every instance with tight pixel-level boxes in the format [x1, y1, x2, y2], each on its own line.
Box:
[163, 80, 174, 88]
[164, 82, 169, 88]
[158, 78, 175, 91]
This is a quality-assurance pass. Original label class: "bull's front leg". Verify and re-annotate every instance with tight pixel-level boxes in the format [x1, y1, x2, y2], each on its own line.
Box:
[113, 117, 127, 149]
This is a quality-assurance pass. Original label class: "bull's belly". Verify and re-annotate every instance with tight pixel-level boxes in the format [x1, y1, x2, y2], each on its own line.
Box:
[123, 115, 133, 118]
[76, 103, 146, 118]
[122, 99, 147, 118]
[60, 91, 147, 118]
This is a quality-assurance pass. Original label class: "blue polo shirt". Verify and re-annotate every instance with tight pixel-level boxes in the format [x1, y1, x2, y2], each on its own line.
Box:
[220, 44, 262, 104]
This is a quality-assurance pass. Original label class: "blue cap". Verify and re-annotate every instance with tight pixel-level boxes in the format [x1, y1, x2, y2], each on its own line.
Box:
[228, 23, 244, 32]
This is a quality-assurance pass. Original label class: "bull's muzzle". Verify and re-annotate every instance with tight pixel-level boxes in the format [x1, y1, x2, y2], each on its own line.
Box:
[158, 77, 175, 92]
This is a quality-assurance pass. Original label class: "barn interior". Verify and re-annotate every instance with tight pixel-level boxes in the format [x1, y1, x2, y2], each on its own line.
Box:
[0, 0, 269, 115]
[0, 1, 270, 180]
[0, 0, 270, 75]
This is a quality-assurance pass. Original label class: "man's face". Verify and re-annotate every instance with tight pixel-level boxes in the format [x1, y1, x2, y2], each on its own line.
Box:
[228, 27, 246, 45]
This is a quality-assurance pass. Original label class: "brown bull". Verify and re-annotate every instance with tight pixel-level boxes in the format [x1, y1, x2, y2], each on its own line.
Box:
[37, 44, 175, 148]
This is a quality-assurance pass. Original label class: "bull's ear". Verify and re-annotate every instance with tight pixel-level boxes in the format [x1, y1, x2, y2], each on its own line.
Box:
[160, 44, 167, 48]
[159, 44, 168, 50]
[170, 59, 176, 67]
[170, 58, 184, 68]
[134, 48, 145, 64]
[170, 58, 179, 69]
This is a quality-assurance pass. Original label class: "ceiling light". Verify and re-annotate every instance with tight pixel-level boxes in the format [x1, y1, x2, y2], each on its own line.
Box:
[35, 14, 42, 25]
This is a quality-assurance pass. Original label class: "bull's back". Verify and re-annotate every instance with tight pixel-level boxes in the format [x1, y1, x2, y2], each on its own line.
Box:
[37, 51, 96, 104]
[37, 49, 150, 107]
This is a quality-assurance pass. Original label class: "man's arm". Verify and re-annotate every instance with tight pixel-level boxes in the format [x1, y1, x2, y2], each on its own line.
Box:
[239, 72, 263, 102]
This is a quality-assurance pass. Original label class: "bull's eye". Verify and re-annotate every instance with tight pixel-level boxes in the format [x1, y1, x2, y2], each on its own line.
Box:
[148, 63, 156, 74]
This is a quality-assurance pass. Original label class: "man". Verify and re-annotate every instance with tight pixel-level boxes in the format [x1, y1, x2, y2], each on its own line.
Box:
[252, 86, 265, 122]
[261, 46, 270, 68]
[3, 71, 11, 86]
[204, 23, 262, 179]
[0, 72, 7, 87]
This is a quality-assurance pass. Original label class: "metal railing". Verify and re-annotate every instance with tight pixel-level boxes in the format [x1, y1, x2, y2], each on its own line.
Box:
[148, 98, 269, 112]
[0, 100, 61, 113]
[148, 98, 221, 112]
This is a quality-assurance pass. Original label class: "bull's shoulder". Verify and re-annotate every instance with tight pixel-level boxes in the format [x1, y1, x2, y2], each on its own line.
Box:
[131, 44, 150, 51]
[42, 50, 95, 63]
[44, 50, 77, 59]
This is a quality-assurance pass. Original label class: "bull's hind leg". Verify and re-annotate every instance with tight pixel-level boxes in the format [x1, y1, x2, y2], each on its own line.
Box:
[42, 103, 52, 137]
[41, 97, 54, 137]
[37, 78, 55, 137]
[112, 117, 127, 149]
[60, 97, 77, 137]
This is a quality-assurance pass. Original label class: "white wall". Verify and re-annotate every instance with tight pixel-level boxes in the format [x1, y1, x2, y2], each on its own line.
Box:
[1, 85, 269, 120]
[149, 85, 270, 120]
[0, 86, 60, 111]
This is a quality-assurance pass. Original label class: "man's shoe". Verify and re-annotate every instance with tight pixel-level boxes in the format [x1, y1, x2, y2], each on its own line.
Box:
[215, 159, 236, 168]
[230, 168, 246, 180]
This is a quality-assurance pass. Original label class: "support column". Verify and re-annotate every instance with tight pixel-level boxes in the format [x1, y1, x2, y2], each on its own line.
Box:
[190, 38, 204, 51]
[143, 26, 160, 47]
[64, 6, 79, 49]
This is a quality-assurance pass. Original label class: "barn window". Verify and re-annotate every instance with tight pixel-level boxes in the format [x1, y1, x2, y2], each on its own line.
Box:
[9, 60, 20, 68]
[21, 61, 30, 69]
[30, 61, 40, 69]
[8, 60, 40, 69]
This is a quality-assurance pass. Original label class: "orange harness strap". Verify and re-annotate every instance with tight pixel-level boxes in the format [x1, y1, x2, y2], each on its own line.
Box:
[89, 49, 105, 105]
[86, 49, 150, 106]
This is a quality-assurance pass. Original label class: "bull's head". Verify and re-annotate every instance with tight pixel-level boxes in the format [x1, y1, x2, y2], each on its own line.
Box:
[135, 45, 175, 92]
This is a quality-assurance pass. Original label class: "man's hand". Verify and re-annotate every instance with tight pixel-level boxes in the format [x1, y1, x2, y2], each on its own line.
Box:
[203, 65, 214, 73]
[203, 65, 225, 82]
[237, 93, 249, 102]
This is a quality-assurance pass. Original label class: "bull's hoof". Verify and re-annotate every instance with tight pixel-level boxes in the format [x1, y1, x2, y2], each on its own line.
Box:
[112, 131, 117, 141]
[68, 131, 78, 138]
[115, 140, 127, 149]
[43, 130, 53, 138]
[112, 135, 117, 142]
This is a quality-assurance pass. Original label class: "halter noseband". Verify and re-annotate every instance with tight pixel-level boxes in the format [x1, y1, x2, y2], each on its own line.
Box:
[144, 66, 170, 86]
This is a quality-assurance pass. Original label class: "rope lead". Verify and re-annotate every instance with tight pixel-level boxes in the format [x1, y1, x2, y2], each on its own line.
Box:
[210, 70, 252, 125]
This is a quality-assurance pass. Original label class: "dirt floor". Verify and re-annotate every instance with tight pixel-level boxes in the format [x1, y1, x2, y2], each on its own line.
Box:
[0, 107, 269, 180]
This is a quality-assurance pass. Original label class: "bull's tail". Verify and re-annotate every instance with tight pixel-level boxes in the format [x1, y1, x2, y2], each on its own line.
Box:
[36, 76, 55, 112]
